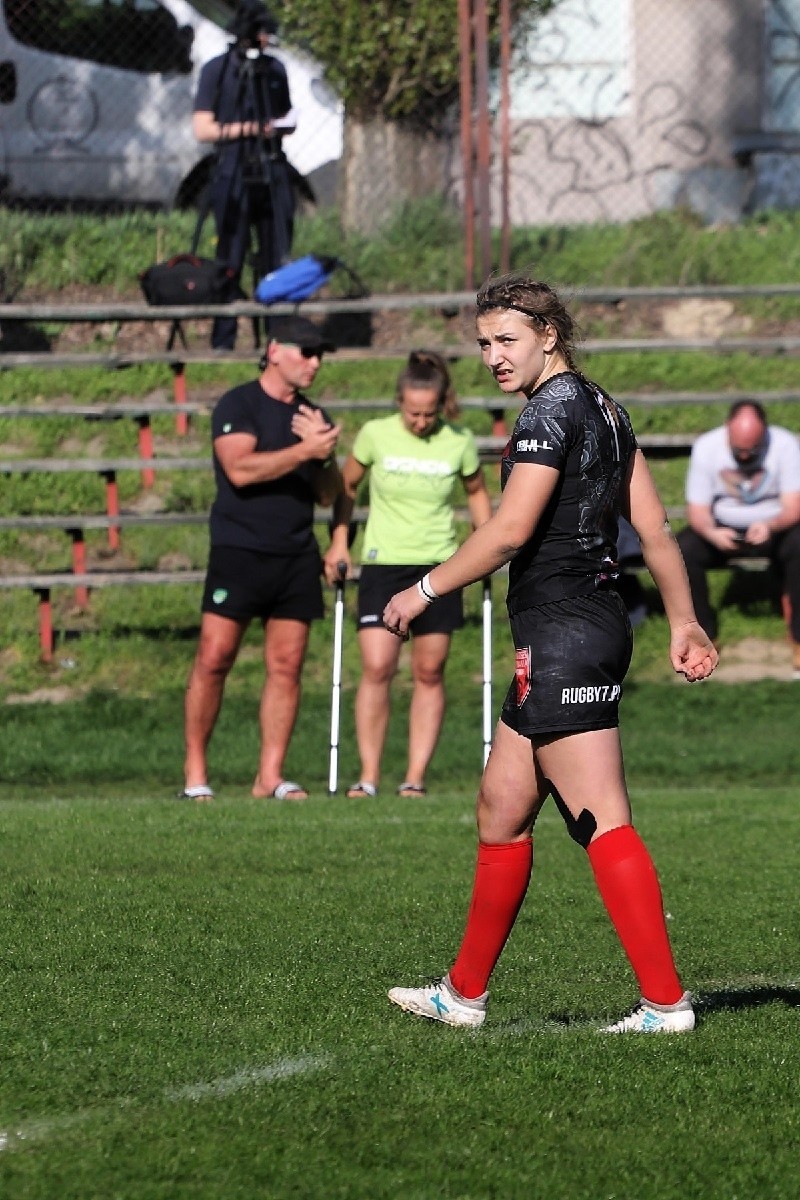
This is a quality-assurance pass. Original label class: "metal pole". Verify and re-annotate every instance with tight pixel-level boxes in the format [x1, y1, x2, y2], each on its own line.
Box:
[328, 563, 347, 794]
[458, 0, 475, 290]
[482, 576, 493, 766]
[474, 0, 492, 281]
[499, 0, 512, 273]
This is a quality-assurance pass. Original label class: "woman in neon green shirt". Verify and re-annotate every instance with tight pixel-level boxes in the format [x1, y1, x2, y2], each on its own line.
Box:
[329, 351, 492, 797]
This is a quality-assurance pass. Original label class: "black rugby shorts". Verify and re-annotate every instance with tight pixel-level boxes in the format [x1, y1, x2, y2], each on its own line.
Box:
[201, 545, 324, 622]
[500, 589, 633, 738]
[357, 563, 464, 636]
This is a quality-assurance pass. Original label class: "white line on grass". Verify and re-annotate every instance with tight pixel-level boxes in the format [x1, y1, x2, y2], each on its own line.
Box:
[0, 1054, 329, 1153]
[165, 1055, 330, 1102]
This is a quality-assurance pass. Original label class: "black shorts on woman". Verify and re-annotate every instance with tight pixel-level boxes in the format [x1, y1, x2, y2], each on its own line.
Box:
[500, 587, 633, 739]
[358, 563, 464, 636]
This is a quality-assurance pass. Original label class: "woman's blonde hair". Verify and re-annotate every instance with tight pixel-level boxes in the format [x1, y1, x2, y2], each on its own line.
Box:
[476, 273, 579, 370]
[395, 349, 460, 421]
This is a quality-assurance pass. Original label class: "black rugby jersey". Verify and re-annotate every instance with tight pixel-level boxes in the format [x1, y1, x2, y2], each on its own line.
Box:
[210, 379, 331, 555]
[500, 371, 637, 612]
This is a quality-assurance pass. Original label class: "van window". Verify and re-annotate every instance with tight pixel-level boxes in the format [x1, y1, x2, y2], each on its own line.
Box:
[7, 0, 193, 75]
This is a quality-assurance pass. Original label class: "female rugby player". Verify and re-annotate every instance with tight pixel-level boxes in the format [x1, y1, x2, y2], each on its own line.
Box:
[382, 275, 717, 1033]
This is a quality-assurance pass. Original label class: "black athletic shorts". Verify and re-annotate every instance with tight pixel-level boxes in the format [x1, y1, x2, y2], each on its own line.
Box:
[357, 563, 464, 636]
[500, 588, 633, 739]
[201, 545, 324, 622]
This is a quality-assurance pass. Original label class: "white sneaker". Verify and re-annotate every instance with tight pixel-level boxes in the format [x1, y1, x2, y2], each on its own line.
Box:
[601, 991, 695, 1034]
[388, 973, 487, 1028]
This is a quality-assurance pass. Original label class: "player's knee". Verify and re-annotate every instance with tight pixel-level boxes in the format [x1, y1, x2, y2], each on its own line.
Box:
[412, 662, 445, 688]
[362, 660, 397, 687]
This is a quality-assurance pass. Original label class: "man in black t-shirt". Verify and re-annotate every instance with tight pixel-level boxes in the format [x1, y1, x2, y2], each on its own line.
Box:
[193, 0, 297, 350]
[182, 316, 343, 802]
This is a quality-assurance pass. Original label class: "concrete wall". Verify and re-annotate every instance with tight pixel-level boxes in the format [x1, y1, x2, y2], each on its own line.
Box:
[459, 0, 769, 227]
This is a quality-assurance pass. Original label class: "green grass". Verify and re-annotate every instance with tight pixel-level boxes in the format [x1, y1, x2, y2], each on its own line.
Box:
[7, 201, 800, 295]
[0, 681, 798, 1198]
[1, 197, 798, 1196]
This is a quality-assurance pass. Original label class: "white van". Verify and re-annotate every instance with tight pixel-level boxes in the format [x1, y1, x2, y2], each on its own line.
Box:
[0, 0, 342, 207]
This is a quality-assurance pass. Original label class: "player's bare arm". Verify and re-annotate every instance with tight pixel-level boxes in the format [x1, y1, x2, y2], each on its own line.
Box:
[325, 455, 365, 578]
[214, 424, 338, 488]
[625, 450, 717, 680]
[383, 462, 558, 636]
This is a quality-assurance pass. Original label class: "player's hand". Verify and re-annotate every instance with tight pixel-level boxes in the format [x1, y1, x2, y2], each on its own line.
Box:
[669, 620, 718, 682]
[322, 548, 351, 586]
[292, 406, 340, 462]
[291, 404, 330, 437]
[382, 585, 427, 640]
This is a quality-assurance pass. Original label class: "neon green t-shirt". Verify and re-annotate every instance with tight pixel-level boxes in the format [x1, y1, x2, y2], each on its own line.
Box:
[353, 413, 481, 564]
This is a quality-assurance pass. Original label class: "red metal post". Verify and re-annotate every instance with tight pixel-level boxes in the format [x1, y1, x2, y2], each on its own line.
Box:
[102, 470, 120, 551]
[69, 529, 90, 608]
[137, 415, 155, 488]
[36, 587, 53, 662]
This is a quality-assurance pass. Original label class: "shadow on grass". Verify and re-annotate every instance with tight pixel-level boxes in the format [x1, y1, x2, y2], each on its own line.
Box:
[696, 983, 800, 1013]
[511, 985, 800, 1033]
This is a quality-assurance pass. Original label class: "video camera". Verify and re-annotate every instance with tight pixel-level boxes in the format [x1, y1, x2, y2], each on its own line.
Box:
[228, 0, 278, 48]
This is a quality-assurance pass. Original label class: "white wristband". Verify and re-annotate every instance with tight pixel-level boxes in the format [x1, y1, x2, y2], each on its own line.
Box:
[418, 573, 438, 603]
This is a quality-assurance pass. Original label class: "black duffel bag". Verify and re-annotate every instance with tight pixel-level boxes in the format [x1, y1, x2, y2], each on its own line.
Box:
[139, 254, 239, 306]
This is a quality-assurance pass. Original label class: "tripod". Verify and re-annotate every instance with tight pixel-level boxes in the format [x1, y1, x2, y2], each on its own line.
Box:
[209, 42, 296, 348]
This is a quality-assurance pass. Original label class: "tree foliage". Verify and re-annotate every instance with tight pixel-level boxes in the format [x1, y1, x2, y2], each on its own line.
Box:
[279, 0, 554, 130]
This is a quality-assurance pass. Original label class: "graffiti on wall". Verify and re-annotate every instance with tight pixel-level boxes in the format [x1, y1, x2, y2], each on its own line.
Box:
[505, 0, 714, 223]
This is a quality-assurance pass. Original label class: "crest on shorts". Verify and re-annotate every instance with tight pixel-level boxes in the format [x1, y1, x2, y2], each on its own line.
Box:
[212, 588, 228, 605]
[515, 646, 531, 706]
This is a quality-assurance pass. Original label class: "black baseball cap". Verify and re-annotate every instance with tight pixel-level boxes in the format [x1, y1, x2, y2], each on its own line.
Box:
[268, 315, 336, 353]
[227, 0, 278, 37]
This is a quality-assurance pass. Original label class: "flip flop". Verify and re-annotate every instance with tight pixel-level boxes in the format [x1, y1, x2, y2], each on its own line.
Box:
[271, 780, 308, 801]
[178, 785, 215, 801]
[397, 782, 427, 797]
[346, 781, 378, 798]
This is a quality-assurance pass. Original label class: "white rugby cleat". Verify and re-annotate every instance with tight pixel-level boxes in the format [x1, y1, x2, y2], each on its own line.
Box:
[601, 990, 695, 1033]
[388, 973, 487, 1028]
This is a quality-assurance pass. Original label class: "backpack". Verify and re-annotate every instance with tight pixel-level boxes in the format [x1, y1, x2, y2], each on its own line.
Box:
[139, 254, 240, 306]
[254, 254, 368, 305]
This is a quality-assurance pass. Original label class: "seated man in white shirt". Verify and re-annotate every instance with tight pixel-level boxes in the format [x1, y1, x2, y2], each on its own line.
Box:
[676, 400, 800, 675]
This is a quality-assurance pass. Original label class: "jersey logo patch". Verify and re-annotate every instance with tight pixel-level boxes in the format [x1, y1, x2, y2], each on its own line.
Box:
[516, 438, 553, 454]
[515, 647, 532, 706]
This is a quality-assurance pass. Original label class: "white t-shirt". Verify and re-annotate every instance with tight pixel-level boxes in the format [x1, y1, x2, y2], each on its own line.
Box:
[685, 423, 800, 529]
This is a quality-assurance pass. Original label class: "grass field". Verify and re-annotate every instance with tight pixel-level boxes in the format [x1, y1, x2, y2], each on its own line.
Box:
[2, 201, 799, 1195]
[1, 677, 799, 1199]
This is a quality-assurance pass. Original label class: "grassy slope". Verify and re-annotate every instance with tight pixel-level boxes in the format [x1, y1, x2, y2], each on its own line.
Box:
[2, 202, 800, 697]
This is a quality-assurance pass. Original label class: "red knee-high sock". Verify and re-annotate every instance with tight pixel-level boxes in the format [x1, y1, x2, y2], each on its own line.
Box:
[449, 838, 533, 999]
[587, 824, 683, 1005]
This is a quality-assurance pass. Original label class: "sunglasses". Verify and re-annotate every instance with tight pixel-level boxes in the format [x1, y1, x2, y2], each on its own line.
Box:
[283, 342, 325, 359]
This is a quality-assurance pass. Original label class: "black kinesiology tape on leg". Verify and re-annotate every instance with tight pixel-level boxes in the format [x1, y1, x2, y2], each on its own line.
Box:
[550, 784, 597, 848]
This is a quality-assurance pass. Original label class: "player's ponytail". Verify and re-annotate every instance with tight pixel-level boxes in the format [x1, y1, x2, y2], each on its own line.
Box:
[396, 349, 460, 420]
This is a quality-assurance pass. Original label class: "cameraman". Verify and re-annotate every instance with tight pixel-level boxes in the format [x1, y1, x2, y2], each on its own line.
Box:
[193, 0, 297, 350]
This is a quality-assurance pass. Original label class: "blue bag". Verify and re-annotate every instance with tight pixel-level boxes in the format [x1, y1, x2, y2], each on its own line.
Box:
[254, 254, 368, 305]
